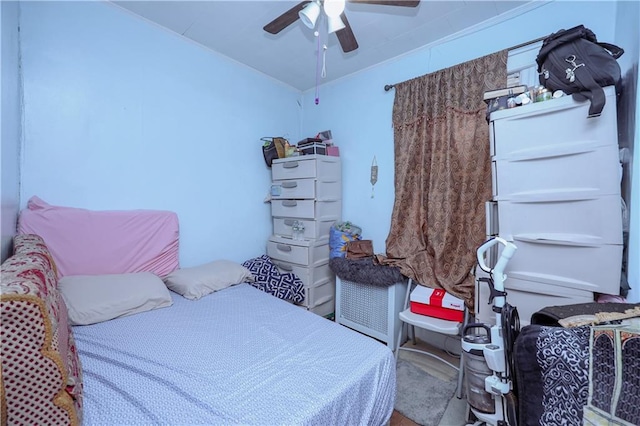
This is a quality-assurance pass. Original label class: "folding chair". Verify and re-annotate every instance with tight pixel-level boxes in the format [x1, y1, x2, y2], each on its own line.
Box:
[395, 279, 468, 399]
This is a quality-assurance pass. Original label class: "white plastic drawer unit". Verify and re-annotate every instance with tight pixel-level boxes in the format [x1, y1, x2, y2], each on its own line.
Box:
[503, 238, 622, 295]
[497, 194, 623, 245]
[306, 298, 335, 318]
[271, 155, 341, 181]
[270, 259, 332, 288]
[266, 236, 330, 267]
[273, 218, 334, 240]
[304, 279, 335, 309]
[270, 178, 341, 201]
[492, 143, 621, 200]
[475, 271, 594, 326]
[489, 86, 617, 160]
[271, 199, 342, 221]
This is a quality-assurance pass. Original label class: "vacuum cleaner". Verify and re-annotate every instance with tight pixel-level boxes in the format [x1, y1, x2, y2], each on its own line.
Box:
[463, 237, 520, 426]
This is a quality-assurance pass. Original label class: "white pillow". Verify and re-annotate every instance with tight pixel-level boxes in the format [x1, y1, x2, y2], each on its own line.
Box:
[163, 260, 254, 300]
[59, 272, 173, 326]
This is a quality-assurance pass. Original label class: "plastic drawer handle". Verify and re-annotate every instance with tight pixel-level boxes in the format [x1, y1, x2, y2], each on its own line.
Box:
[282, 200, 297, 207]
[283, 162, 299, 168]
[284, 219, 295, 226]
[276, 244, 292, 252]
[275, 262, 293, 271]
[281, 181, 298, 188]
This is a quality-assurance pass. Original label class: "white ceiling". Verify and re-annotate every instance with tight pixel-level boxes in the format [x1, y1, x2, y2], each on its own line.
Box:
[111, 0, 535, 91]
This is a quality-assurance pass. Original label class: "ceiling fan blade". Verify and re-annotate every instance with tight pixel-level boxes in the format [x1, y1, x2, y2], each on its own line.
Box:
[263, 1, 311, 34]
[335, 13, 358, 53]
[348, 0, 420, 6]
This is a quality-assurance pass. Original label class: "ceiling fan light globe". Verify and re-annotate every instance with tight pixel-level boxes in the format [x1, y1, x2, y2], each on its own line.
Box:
[327, 16, 345, 34]
[324, 0, 345, 18]
[299, 1, 321, 29]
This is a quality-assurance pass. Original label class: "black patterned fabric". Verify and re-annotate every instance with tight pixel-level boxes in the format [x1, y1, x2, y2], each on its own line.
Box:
[618, 332, 640, 422]
[242, 255, 305, 303]
[584, 326, 640, 426]
[515, 324, 640, 426]
[514, 325, 590, 426]
[531, 303, 640, 326]
[591, 333, 615, 414]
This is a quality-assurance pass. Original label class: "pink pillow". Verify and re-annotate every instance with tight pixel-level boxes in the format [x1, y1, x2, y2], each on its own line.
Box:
[18, 196, 179, 278]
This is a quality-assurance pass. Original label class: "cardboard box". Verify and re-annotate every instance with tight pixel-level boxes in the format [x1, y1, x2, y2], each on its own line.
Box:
[410, 286, 464, 322]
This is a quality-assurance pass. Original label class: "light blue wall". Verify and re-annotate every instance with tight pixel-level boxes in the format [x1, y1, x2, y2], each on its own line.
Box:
[19, 1, 302, 267]
[14, 0, 639, 295]
[1, 1, 21, 262]
[302, 1, 640, 301]
[615, 0, 640, 302]
[301, 0, 620, 255]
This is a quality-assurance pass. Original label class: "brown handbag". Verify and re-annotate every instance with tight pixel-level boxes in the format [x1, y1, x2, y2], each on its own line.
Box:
[345, 240, 374, 259]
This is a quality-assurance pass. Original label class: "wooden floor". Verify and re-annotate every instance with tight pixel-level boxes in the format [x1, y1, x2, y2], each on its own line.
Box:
[390, 409, 419, 426]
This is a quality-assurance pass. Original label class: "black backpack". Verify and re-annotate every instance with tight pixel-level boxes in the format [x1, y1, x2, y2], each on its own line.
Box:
[536, 25, 624, 118]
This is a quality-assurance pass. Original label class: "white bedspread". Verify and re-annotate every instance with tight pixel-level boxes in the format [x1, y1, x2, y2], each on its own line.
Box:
[74, 284, 396, 425]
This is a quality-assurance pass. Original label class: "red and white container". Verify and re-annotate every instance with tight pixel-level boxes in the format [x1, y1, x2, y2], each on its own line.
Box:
[410, 286, 464, 322]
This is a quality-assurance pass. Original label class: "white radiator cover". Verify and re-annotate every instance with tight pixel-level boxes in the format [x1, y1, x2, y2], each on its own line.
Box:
[335, 278, 407, 348]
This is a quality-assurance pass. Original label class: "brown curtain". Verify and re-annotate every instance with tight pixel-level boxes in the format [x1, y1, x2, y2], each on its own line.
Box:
[381, 51, 508, 311]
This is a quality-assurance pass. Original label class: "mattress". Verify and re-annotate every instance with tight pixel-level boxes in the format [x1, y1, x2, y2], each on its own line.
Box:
[73, 284, 396, 425]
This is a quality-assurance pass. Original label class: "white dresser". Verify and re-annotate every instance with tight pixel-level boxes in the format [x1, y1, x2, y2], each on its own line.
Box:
[479, 86, 623, 325]
[267, 155, 341, 318]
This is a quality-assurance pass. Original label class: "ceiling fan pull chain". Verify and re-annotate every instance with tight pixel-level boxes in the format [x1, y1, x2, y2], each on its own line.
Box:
[315, 31, 321, 104]
[321, 44, 328, 79]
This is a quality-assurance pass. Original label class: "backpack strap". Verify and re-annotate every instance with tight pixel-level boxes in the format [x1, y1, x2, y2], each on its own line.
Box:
[597, 42, 624, 59]
[571, 40, 621, 118]
[572, 66, 607, 118]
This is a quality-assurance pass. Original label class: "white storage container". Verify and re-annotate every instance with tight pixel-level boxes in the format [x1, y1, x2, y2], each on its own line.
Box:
[304, 278, 335, 309]
[270, 259, 332, 288]
[504, 238, 622, 295]
[497, 194, 623, 245]
[305, 298, 335, 318]
[492, 143, 621, 200]
[272, 218, 335, 240]
[490, 86, 617, 160]
[474, 270, 595, 326]
[272, 155, 341, 181]
[270, 178, 341, 201]
[267, 236, 329, 268]
[485, 86, 624, 321]
[271, 199, 341, 221]
[268, 154, 341, 319]
[485, 201, 499, 237]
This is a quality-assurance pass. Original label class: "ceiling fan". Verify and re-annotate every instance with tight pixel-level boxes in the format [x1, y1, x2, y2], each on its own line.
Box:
[263, 0, 420, 53]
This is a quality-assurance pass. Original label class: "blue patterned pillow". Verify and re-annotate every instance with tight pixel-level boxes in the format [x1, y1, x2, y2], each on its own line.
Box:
[242, 255, 305, 303]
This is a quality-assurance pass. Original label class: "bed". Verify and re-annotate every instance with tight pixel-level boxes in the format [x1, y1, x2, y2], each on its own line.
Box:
[74, 283, 395, 424]
[1, 197, 396, 425]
